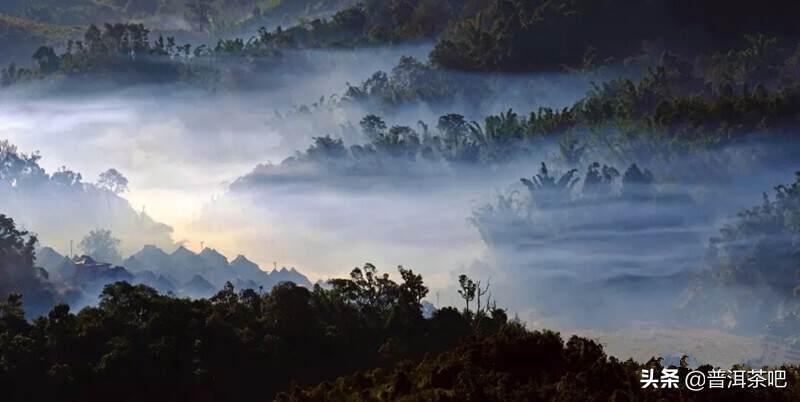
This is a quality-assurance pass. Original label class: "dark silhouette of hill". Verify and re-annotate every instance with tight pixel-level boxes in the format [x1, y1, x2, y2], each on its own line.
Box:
[126, 244, 172, 272]
[126, 244, 312, 291]
[36, 244, 313, 307]
[2, 226, 798, 401]
[183, 274, 217, 298]
[276, 325, 800, 401]
[9, 0, 800, 87]
[0, 238, 512, 401]
[0, 214, 56, 317]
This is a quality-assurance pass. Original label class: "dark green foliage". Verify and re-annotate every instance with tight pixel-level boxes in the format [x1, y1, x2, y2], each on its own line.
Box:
[231, 0, 468, 50]
[2, 22, 185, 85]
[0, 214, 56, 318]
[429, 0, 800, 73]
[584, 48, 800, 144]
[234, 112, 496, 183]
[338, 36, 800, 166]
[344, 56, 458, 110]
[276, 325, 800, 401]
[0, 255, 507, 402]
[0, 21, 290, 88]
[6, 0, 293, 28]
[252, 48, 800, 176]
[9, 0, 800, 93]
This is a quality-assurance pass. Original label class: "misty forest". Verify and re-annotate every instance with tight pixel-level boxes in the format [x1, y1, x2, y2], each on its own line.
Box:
[4, 0, 800, 401]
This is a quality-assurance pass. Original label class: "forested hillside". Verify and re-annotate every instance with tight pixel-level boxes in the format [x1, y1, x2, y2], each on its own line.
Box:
[2, 214, 799, 401]
[0, 228, 494, 401]
[277, 327, 800, 401]
[0, 0, 361, 40]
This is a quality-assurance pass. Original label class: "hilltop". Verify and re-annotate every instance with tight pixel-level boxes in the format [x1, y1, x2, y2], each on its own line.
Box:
[35, 244, 312, 305]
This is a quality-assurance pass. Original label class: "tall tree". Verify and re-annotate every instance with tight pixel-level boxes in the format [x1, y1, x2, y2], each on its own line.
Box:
[97, 168, 129, 194]
[457, 274, 476, 311]
[78, 229, 121, 263]
[0, 214, 55, 317]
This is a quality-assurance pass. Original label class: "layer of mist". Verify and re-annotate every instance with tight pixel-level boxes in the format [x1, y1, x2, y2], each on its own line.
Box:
[0, 43, 595, 255]
[3, 41, 799, 366]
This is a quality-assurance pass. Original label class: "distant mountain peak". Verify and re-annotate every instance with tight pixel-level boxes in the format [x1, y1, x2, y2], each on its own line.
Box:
[200, 247, 225, 257]
[231, 255, 261, 270]
[136, 244, 170, 258]
[231, 254, 251, 264]
[121, 255, 150, 272]
[270, 266, 313, 288]
[187, 274, 212, 285]
[184, 274, 216, 297]
[125, 245, 312, 291]
[171, 245, 196, 257]
[199, 247, 229, 268]
[131, 245, 173, 273]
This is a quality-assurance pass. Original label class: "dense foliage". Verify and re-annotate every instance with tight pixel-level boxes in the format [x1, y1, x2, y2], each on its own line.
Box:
[3, 207, 799, 401]
[0, 214, 56, 318]
[277, 326, 800, 401]
[429, 0, 800, 73]
[250, 35, 796, 181]
[8, 0, 800, 88]
[0, 0, 482, 87]
[0, 0, 348, 29]
[683, 172, 800, 335]
[0, 217, 507, 401]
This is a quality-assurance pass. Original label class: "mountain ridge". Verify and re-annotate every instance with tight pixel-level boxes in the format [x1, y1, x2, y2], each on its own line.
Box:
[36, 244, 313, 301]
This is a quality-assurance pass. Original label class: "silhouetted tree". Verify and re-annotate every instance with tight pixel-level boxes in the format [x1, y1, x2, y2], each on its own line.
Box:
[97, 168, 129, 194]
[457, 274, 476, 311]
[78, 229, 121, 263]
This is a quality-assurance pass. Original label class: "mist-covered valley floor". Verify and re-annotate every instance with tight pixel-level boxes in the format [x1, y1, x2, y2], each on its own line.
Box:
[2, 65, 796, 368]
[4, 1, 800, 400]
